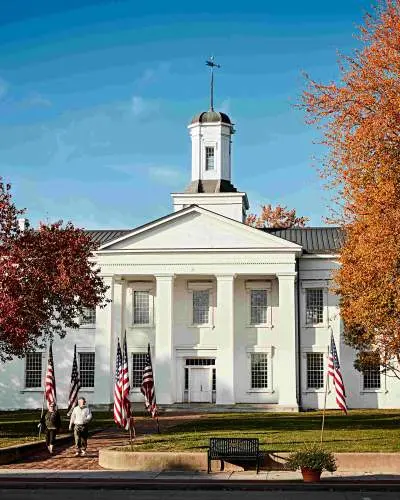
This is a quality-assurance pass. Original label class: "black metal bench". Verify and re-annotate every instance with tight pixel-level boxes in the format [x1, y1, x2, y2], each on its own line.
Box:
[207, 437, 261, 473]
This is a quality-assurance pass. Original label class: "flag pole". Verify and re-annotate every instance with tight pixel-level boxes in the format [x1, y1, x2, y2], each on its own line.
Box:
[156, 414, 160, 434]
[320, 341, 331, 443]
[39, 343, 50, 438]
[38, 389, 46, 439]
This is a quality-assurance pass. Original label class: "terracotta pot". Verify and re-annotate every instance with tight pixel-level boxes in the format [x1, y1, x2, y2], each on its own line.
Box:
[301, 467, 322, 482]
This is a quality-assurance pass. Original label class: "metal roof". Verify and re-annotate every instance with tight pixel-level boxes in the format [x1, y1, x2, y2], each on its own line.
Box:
[85, 229, 132, 246]
[86, 225, 344, 254]
[184, 179, 239, 194]
[190, 110, 232, 125]
[263, 227, 344, 254]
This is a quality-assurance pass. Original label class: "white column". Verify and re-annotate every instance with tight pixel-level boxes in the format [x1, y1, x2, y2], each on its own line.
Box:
[216, 274, 235, 404]
[155, 274, 175, 405]
[113, 278, 124, 341]
[94, 275, 114, 406]
[277, 273, 299, 410]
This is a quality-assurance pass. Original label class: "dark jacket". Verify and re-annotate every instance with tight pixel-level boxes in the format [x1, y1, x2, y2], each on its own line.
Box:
[45, 410, 61, 431]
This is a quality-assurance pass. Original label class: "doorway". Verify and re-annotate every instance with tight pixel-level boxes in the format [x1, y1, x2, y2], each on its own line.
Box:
[189, 367, 212, 402]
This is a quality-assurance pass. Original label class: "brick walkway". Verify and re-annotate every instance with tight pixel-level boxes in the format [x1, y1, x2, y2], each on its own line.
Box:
[0, 414, 201, 471]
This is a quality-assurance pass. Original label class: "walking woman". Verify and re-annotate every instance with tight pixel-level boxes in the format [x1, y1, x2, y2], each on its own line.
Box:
[44, 402, 62, 454]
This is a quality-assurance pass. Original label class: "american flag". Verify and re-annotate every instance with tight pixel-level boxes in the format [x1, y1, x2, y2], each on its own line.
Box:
[113, 339, 123, 427]
[45, 343, 56, 406]
[66, 344, 81, 416]
[121, 335, 132, 430]
[328, 333, 347, 414]
[141, 343, 158, 418]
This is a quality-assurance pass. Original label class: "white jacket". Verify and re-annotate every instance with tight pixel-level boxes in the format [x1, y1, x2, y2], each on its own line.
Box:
[69, 405, 92, 428]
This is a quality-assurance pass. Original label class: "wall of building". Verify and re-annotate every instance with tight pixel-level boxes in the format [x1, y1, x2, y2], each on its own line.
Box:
[298, 256, 400, 410]
[1, 255, 399, 410]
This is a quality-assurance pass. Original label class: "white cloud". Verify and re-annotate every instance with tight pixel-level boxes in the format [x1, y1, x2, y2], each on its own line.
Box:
[131, 95, 146, 116]
[135, 62, 171, 87]
[219, 98, 231, 115]
[148, 166, 186, 187]
[131, 95, 160, 118]
[24, 93, 52, 108]
[0, 77, 8, 100]
[106, 164, 186, 188]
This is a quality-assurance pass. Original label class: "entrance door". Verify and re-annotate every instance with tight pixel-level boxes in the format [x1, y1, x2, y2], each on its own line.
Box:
[189, 367, 212, 402]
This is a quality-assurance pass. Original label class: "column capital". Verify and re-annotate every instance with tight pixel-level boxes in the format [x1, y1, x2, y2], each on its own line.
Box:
[215, 274, 236, 281]
[277, 272, 297, 281]
[154, 274, 175, 281]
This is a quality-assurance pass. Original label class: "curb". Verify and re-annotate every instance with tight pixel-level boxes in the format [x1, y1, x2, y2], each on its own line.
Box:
[0, 477, 400, 491]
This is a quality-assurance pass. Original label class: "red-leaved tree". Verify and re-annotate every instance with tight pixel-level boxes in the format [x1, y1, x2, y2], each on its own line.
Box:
[0, 181, 108, 362]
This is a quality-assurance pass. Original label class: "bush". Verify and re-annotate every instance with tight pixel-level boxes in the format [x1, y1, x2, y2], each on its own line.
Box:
[285, 444, 337, 472]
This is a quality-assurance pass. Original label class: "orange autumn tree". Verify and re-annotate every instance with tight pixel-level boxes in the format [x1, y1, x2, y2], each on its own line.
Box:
[301, 0, 400, 377]
[245, 204, 309, 228]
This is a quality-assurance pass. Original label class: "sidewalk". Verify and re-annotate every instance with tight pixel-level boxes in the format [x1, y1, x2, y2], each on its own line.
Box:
[0, 469, 400, 491]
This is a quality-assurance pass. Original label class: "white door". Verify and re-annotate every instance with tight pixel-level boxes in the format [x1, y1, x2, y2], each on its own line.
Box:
[189, 367, 212, 402]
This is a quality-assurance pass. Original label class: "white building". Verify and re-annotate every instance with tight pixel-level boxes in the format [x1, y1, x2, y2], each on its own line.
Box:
[0, 107, 398, 411]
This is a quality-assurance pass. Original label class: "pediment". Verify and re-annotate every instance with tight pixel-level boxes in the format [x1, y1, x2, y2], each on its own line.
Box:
[98, 206, 302, 253]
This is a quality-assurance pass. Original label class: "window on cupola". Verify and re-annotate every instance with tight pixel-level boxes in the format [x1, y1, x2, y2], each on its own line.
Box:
[205, 146, 215, 170]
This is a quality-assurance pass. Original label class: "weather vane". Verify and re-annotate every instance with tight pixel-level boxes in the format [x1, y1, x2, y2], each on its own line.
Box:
[206, 56, 221, 111]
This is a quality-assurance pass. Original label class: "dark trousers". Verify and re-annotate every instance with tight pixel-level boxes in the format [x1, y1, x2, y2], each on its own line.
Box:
[45, 429, 57, 447]
[74, 424, 88, 450]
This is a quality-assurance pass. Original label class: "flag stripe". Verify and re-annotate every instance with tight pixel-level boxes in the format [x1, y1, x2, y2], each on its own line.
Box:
[328, 334, 347, 414]
[113, 339, 123, 427]
[113, 336, 133, 430]
[140, 343, 158, 418]
[45, 343, 56, 406]
[67, 344, 81, 415]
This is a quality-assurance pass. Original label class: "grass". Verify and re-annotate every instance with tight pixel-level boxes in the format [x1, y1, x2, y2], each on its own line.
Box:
[126, 410, 400, 453]
[0, 410, 113, 448]
[1, 409, 400, 452]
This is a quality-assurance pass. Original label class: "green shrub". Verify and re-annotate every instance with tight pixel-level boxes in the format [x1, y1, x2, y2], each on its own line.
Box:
[286, 444, 337, 472]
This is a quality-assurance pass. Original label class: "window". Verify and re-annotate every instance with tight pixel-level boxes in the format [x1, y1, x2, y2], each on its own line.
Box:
[250, 289, 268, 325]
[306, 288, 324, 325]
[363, 367, 381, 390]
[251, 353, 268, 389]
[25, 352, 42, 388]
[79, 353, 95, 388]
[306, 353, 324, 389]
[193, 290, 209, 324]
[205, 146, 215, 171]
[80, 307, 96, 325]
[185, 358, 215, 366]
[133, 291, 150, 325]
[212, 368, 216, 391]
[132, 353, 147, 388]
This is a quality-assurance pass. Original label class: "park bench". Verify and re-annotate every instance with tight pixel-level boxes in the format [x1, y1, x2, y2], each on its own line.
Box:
[207, 437, 261, 473]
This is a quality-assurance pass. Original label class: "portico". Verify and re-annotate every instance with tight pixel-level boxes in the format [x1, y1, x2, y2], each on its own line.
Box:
[93, 210, 301, 410]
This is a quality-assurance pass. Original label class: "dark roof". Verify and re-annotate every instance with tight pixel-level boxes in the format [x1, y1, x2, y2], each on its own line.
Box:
[85, 229, 132, 246]
[263, 227, 344, 254]
[85, 218, 344, 255]
[190, 110, 232, 125]
[184, 179, 239, 194]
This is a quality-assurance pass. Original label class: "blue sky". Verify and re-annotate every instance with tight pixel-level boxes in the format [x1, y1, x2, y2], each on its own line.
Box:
[0, 0, 372, 229]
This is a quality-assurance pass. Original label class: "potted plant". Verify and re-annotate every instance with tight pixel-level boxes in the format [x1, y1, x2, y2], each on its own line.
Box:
[285, 444, 337, 482]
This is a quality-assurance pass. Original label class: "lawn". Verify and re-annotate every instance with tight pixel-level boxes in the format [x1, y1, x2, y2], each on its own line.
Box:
[0, 410, 113, 448]
[1, 409, 400, 452]
[129, 410, 400, 453]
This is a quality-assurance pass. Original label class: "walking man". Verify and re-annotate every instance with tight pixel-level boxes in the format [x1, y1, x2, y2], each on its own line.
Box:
[69, 397, 92, 456]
